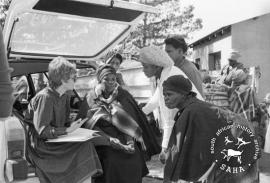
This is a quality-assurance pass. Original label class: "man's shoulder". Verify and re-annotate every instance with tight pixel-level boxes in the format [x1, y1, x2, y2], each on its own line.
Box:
[176, 58, 199, 75]
[183, 59, 199, 71]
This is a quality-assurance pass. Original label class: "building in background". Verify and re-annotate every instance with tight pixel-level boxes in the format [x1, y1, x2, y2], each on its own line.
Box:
[190, 12, 270, 100]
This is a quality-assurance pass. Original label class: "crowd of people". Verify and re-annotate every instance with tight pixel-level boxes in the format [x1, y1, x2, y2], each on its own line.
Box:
[1, 24, 270, 183]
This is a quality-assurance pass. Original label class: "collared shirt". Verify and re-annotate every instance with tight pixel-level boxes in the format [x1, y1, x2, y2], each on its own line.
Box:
[26, 87, 70, 139]
[175, 58, 204, 96]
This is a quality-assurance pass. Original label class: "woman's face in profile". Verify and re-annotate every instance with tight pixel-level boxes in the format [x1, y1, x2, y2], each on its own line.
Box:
[101, 73, 117, 93]
[62, 73, 77, 91]
[109, 58, 121, 71]
[163, 89, 186, 109]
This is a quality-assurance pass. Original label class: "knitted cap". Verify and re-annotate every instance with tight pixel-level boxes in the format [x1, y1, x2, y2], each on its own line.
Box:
[96, 64, 116, 82]
[163, 75, 192, 95]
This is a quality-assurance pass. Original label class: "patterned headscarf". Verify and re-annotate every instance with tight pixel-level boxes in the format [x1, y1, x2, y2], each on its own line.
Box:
[96, 64, 116, 83]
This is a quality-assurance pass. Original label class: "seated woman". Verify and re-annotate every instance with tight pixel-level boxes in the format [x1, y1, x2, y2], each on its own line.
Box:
[24, 57, 102, 183]
[106, 53, 125, 86]
[79, 64, 161, 183]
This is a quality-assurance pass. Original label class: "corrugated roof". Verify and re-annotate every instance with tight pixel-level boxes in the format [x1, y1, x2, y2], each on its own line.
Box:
[189, 25, 231, 48]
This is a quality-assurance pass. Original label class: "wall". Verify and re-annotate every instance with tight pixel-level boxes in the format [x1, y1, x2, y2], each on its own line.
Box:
[232, 13, 270, 100]
[192, 35, 232, 77]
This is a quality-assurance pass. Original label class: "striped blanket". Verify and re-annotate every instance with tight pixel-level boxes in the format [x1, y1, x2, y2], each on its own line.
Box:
[228, 85, 257, 121]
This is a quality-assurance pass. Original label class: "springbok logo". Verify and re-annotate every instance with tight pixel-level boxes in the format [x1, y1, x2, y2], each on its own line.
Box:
[224, 136, 233, 145]
[221, 149, 243, 164]
[210, 124, 260, 174]
[235, 137, 251, 149]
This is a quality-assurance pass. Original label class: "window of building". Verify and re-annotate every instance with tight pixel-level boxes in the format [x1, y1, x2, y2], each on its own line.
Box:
[208, 52, 221, 71]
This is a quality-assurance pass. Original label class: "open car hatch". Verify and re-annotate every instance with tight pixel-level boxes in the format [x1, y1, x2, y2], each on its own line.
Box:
[3, 0, 155, 62]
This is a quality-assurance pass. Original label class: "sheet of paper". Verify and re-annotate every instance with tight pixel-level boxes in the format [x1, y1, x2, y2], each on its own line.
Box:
[46, 128, 103, 143]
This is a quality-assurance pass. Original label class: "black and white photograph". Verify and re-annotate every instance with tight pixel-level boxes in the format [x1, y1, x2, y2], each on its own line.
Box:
[0, 0, 270, 182]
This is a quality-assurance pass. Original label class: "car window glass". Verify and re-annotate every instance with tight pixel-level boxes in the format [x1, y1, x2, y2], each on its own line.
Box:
[31, 73, 48, 93]
[10, 12, 129, 57]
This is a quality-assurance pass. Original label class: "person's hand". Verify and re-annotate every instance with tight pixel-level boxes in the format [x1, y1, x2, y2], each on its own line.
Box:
[109, 137, 123, 149]
[159, 148, 168, 164]
[66, 118, 88, 133]
[95, 83, 105, 96]
[125, 142, 135, 154]
[197, 162, 216, 183]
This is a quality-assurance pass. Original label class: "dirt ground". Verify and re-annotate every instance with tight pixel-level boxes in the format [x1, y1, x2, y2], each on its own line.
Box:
[143, 151, 270, 183]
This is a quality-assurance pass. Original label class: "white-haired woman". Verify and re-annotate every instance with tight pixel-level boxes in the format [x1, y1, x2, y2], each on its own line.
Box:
[137, 46, 203, 163]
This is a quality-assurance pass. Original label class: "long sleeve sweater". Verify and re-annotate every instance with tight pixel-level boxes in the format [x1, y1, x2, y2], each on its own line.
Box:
[0, 27, 14, 118]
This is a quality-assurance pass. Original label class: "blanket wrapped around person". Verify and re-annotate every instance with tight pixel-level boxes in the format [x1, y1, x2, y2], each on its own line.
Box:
[84, 87, 146, 151]
[77, 64, 160, 183]
[77, 85, 161, 158]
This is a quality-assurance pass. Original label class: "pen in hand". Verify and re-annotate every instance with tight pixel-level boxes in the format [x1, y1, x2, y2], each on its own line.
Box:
[66, 118, 89, 133]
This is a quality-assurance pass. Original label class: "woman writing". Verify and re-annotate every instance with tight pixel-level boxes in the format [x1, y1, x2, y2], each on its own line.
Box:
[24, 57, 102, 183]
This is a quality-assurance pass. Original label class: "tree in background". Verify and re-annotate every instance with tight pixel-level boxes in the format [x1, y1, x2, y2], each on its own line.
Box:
[0, 0, 11, 28]
[134, 0, 202, 47]
[112, 0, 203, 60]
[0, 0, 202, 60]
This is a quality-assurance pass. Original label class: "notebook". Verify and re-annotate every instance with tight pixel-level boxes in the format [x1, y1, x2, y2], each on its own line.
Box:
[46, 128, 109, 145]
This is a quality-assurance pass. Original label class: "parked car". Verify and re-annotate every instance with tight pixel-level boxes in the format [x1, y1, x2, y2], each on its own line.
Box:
[1, 0, 155, 182]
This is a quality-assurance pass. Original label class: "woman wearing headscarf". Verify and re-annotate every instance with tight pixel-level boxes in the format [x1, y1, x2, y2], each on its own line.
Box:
[24, 57, 102, 183]
[106, 53, 125, 86]
[137, 46, 203, 163]
[79, 64, 160, 183]
[163, 75, 259, 183]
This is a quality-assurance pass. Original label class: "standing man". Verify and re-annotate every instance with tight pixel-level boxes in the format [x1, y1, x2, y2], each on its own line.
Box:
[164, 35, 203, 96]
[137, 46, 203, 163]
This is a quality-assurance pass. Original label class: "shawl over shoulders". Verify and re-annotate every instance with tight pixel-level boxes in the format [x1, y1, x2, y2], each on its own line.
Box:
[116, 87, 161, 157]
[79, 87, 161, 157]
[164, 99, 228, 182]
